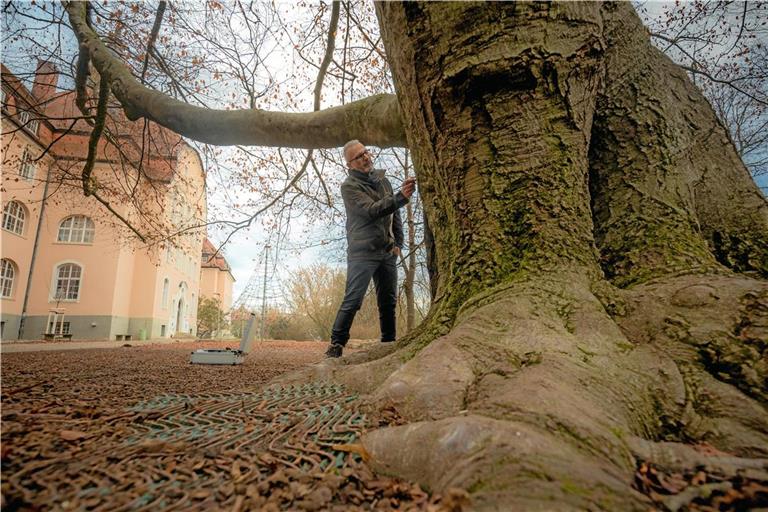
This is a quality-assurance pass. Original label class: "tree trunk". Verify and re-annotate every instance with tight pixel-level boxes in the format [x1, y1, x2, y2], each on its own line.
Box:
[286, 3, 768, 510]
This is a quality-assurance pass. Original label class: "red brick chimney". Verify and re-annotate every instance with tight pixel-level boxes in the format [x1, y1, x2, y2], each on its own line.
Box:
[31, 60, 58, 103]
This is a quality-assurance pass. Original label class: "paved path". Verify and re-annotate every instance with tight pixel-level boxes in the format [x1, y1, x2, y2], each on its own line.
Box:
[1, 338, 196, 353]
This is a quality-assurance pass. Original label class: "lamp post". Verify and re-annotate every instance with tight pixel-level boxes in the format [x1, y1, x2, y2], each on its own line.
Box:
[260, 245, 270, 341]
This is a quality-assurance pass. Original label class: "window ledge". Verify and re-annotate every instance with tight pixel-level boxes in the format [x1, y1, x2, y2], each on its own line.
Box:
[1, 228, 26, 239]
[52, 242, 95, 246]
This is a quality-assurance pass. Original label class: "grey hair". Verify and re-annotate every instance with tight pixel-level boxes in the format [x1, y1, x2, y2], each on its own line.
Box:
[343, 139, 361, 161]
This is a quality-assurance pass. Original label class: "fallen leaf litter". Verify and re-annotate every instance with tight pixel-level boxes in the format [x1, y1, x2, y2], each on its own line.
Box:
[1, 341, 467, 511]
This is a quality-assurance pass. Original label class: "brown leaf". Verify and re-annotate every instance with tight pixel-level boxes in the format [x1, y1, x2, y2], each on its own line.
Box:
[296, 485, 333, 511]
[440, 488, 471, 512]
[190, 489, 211, 500]
[231, 460, 242, 481]
[660, 473, 688, 494]
[59, 430, 88, 442]
[332, 443, 371, 462]
[231, 495, 245, 512]
[690, 470, 708, 486]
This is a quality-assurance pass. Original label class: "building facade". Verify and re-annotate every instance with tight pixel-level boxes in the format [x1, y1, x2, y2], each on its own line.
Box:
[199, 238, 235, 315]
[1, 62, 230, 341]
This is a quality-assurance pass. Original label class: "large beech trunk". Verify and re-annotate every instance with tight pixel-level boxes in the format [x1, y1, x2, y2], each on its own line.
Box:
[283, 3, 768, 510]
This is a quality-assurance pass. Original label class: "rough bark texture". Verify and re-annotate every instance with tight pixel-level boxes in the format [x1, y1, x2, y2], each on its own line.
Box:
[280, 3, 767, 510]
[375, 2, 609, 352]
[589, 3, 768, 287]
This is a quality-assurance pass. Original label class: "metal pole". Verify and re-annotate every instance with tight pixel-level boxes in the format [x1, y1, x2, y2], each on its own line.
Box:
[19, 163, 51, 339]
[259, 245, 269, 341]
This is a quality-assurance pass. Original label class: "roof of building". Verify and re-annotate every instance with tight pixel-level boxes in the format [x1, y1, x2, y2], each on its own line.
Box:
[201, 238, 232, 273]
[1, 62, 191, 183]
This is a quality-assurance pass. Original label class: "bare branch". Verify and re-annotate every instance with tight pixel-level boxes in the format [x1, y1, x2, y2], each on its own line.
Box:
[680, 65, 768, 107]
[140, 1, 167, 84]
[313, 1, 340, 111]
[82, 74, 110, 197]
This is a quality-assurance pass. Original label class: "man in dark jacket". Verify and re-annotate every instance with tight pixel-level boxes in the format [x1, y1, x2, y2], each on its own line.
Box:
[325, 140, 416, 358]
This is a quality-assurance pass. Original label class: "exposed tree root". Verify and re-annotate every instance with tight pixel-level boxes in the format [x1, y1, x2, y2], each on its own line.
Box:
[363, 415, 648, 511]
[272, 272, 766, 509]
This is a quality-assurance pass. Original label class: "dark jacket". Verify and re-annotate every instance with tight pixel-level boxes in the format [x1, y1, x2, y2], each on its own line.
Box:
[341, 169, 408, 260]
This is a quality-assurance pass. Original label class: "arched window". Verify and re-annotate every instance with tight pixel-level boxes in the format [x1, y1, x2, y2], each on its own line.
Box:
[1, 259, 16, 298]
[2, 201, 26, 235]
[54, 263, 82, 300]
[57, 215, 95, 244]
[162, 278, 169, 308]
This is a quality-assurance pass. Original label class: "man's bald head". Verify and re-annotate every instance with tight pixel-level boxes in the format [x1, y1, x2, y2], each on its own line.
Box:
[343, 139, 361, 162]
[343, 139, 373, 172]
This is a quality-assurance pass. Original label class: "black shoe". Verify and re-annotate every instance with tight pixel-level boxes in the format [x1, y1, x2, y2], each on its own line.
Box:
[325, 343, 343, 358]
[380, 339, 395, 343]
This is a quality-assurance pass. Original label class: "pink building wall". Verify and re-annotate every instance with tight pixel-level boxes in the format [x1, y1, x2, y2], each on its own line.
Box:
[1, 118, 53, 338]
[2, 63, 221, 341]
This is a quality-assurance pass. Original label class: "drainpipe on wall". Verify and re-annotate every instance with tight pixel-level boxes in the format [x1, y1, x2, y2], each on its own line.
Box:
[18, 163, 51, 339]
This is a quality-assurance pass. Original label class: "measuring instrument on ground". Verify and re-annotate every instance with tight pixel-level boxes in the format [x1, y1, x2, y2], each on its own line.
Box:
[189, 313, 256, 365]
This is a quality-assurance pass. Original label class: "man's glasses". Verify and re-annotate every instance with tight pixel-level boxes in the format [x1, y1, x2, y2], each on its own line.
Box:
[348, 149, 372, 164]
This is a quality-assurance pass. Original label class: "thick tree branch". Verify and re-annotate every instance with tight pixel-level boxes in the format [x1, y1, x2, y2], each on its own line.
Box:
[74, 3, 93, 112]
[64, 1, 405, 149]
[82, 75, 109, 197]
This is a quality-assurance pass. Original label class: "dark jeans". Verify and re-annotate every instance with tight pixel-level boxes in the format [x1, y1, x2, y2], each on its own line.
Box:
[331, 255, 398, 346]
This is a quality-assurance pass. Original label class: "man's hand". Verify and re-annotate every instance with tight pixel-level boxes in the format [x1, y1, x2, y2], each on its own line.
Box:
[401, 177, 416, 198]
[392, 246, 402, 257]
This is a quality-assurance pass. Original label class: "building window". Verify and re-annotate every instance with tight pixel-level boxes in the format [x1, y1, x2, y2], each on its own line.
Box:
[27, 119, 39, 135]
[2, 201, 26, 235]
[162, 278, 169, 308]
[17, 109, 29, 125]
[57, 215, 95, 244]
[1, 259, 16, 298]
[48, 321, 70, 335]
[54, 263, 82, 301]
[19, 148, 35, 180]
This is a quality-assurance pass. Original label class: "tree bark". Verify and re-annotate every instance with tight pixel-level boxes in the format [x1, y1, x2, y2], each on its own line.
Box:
[589, 3, 768, 287]
[403, 153, 417, 333]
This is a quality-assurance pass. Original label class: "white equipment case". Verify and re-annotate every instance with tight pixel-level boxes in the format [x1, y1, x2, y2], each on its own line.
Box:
[189, 313, 257, 365]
